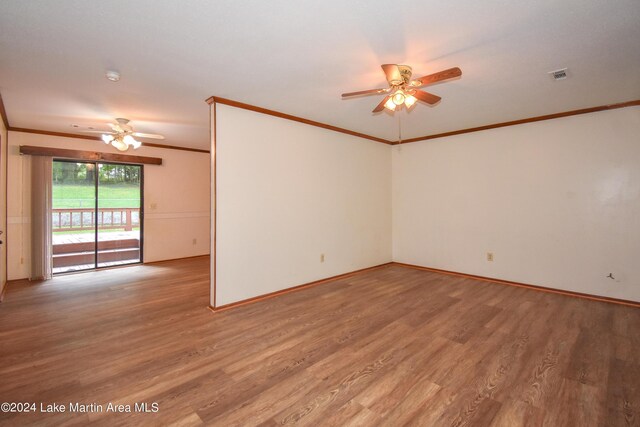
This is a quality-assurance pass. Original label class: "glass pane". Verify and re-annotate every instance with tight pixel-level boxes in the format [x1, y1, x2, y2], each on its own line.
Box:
[97, 164, 142, 268]
[52, 161, 96, 273]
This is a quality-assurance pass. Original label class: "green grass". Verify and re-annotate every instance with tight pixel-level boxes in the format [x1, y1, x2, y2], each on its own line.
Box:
[53, 184, 140, 208]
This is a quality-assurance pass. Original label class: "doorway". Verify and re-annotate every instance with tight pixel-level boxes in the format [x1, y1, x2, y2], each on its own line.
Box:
[52, 160, 143, 274]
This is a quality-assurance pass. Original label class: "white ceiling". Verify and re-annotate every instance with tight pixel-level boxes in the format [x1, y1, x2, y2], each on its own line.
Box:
[1, 0, 639, 150]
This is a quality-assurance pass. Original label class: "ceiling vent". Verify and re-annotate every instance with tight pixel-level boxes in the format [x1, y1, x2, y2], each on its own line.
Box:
[549, 68, 569, 81]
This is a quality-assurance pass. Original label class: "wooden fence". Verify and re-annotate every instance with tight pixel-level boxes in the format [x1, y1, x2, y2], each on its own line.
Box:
[52, 208, 140, 232]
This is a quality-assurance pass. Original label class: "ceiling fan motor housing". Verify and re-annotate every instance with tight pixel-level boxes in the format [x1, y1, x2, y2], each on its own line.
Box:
[397, 65, 413, 85]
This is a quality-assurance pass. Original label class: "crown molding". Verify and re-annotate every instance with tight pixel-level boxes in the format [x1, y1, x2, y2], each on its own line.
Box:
[137, 142, 209, 153]
[0, 93, 9, 130]
[8, 127, 209, 153]
[208, 96, 640, 147]
[396, 99, 640, 144]
[10, 127, 102, 141]
[207, 96, 393, 145]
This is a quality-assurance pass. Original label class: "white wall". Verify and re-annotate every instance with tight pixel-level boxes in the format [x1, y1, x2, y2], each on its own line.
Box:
[213, 104, 392, 306]
[393, 106, 640, 302]
[7, 131, 210, 280]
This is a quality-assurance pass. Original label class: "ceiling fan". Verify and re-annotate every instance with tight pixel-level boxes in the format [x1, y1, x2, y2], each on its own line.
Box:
[342, 65, 462, 113]
[83, 118, 165, 151]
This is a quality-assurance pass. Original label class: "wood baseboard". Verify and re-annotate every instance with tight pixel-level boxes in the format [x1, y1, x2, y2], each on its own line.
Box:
[209, 262, 393, 313]
[392, 262, 640, 308]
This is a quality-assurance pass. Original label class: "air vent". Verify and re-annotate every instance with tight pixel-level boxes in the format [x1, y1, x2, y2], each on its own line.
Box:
[549, 68, 569, 81]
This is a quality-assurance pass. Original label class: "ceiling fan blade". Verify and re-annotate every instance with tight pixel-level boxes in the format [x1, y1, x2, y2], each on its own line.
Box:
[373, 95, 391, 113]
[412, 67, 462, 87]
[342, 88, 390, 98]
[412, 90, 442, 105]
[381, 64, 403, 85]
[82, 130, 115, 134]
[132, 132, 165, 140]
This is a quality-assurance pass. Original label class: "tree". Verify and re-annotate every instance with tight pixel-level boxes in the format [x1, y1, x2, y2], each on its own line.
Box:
[85, 164, 95, 183]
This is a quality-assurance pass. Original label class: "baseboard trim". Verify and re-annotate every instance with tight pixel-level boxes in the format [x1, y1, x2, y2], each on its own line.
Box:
[208, 262, 393, 313]
[392, 262, 640, 308]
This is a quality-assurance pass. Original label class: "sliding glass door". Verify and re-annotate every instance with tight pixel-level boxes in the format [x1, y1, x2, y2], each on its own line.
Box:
[52, 160, 143, 274]
[97, 163, 142, 268]
[52, 161, 97, 273]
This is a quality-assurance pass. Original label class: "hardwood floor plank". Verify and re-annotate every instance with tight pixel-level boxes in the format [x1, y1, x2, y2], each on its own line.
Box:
[435, 388, 503, 427]
[270, 324, 423, 425]
[606, 358, 640, 427]
[489, 399, 544, 427]
[355, 336, 453, 417]
[377, 375, 440, 424]
[542, 379, 604, 426]
[403, 386, 458, 426]
[564, 327, 613, 386]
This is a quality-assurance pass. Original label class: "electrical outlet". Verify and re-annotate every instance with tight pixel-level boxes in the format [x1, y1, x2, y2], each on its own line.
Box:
[192, 238, 197, 245]
[150, 203, 157, 210]
[20, 257, 24, 264]
[320, 254, 325, 263]
[487, 252, 494, 262]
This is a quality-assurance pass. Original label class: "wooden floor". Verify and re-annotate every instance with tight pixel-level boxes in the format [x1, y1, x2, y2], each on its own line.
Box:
[0, 257, 638, 426]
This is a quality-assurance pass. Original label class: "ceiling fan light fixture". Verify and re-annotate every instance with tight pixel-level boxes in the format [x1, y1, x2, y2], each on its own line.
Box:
[404, 94, 417, 108]
[392, 90, 406, 106]
[112, 137, 129, 151]
[384, 98, 397, 111]
[87, 118, 160, 150]
[124, 135, 142, 149]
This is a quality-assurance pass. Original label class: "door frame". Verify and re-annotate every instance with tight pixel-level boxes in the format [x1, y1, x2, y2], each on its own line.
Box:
[0, 133, 5, 300]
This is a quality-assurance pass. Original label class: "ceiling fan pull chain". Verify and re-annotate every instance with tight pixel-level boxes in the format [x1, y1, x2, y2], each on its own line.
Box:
[398, 113, 402, 144]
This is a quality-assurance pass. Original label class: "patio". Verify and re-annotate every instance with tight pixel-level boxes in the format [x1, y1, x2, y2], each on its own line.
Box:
[53, 230, 140, 245]
[52, 230, 141, 273]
